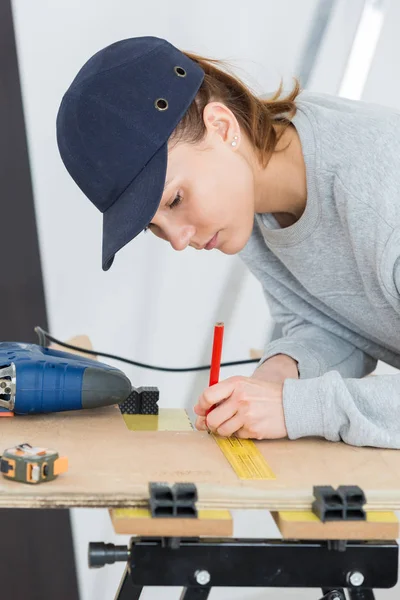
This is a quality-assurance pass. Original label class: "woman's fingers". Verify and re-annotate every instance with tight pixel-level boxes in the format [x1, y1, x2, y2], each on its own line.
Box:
[206, 399, 238, 432]
[195, 416, 207, 430]
[235, 426, 250, 439]
[214, 413, 244, 437]
[195, 412, 244, 437]
[194, 376, 241, 415]
[195, 396, 237, 431]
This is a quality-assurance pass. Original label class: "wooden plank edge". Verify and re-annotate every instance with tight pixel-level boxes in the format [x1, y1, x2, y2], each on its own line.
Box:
[109, 508, 233, 537]
[272, 511, 399, 540]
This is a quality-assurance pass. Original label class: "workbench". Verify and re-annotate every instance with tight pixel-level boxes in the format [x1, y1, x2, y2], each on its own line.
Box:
[1, 404, 400, 599]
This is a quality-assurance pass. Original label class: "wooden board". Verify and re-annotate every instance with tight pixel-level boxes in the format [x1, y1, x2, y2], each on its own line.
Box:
[51, 335, 95, 358]
[122, 409, 193, 431]
[1, 405, 400, 510]
[110, 508, 233, 537]
[272, 511, 399, 540]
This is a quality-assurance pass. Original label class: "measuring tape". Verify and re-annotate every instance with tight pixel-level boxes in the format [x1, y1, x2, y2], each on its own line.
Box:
[1, 442, 68, 484]
[212, 434, 276, 480]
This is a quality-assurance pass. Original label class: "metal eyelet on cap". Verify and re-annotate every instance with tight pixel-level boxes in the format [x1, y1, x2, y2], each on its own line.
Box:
[155, 98, 168, 111]
[174, 66, 187, 77]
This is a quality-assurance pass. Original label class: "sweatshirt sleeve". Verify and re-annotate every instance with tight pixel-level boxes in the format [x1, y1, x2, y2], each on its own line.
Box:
[282, 236, 400, 449]
[259, 292, 377, 379]
[283, 371, 400, 448]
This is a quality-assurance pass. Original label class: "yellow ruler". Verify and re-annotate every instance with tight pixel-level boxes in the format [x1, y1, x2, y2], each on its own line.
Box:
[121, 408, 275, 480]
[212, 434, 276, 480]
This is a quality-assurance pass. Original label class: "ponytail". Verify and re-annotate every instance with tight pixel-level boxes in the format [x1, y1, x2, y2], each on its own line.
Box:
[172, 51, 301, 166]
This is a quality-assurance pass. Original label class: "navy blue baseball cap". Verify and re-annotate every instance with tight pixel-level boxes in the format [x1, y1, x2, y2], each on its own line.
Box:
[56, 36, 204, 270]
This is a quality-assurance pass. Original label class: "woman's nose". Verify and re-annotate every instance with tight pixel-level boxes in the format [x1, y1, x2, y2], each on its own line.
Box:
[169, 225, 196, 251]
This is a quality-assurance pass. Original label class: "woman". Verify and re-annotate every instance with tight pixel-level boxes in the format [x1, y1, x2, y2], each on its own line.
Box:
[56, 36, 400, 449]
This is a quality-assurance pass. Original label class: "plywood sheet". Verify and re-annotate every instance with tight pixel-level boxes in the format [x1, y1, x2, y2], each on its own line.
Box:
[122, 409, 193, 431]
[1, 405, 400, 510]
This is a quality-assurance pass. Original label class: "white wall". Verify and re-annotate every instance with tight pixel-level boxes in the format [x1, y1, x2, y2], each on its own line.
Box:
[361, 0, 399, 105]
[10, 0, 400, 598]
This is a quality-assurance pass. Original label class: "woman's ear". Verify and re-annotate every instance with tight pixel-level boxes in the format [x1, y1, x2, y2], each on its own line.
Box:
[202, 102, 238, 143]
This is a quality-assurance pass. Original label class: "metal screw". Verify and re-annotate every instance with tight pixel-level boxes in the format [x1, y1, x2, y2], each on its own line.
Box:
[4, 387, 11, 394]
[195, 570, 211, 585]
[348, 571, 365, 586]
[0, 381, 6, 388]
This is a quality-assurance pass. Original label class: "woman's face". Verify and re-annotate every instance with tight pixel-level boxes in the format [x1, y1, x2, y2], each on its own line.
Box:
[146, 113, 256, 254]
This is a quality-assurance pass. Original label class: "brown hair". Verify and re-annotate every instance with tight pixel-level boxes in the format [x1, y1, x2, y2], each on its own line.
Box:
[172, 52, 301, 167]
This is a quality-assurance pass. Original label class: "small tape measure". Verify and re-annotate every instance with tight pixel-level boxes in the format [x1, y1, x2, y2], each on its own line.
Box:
[0, 442, 68, 484]
[212, 434, 276, 480]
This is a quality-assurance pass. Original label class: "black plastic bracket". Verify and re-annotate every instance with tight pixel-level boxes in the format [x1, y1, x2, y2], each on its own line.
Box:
[149, 482, 198, 518]
[312, 485, 366, 522]
[119, 387, 159, 415]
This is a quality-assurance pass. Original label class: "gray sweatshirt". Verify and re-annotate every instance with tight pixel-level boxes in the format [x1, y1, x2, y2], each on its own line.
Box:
[239, 91, 400, 449]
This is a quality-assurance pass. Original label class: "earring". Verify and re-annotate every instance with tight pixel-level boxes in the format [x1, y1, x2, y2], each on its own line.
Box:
[231, 135, 239, 147]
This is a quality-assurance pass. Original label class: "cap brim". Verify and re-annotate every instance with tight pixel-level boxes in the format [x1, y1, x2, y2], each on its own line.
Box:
[102, 143, 167, 271]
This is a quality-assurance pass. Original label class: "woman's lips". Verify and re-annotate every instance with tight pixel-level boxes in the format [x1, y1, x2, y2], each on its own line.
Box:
[205, 232, 218, 250]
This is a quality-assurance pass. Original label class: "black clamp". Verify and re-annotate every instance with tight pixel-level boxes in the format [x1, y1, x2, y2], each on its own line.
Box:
[119, 387, 159, 415]
[312, 485, 366, 522]
[149, 482, 198, 518]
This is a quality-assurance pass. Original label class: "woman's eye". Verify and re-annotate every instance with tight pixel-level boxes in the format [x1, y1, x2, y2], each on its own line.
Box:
[169, 193, 182, 209]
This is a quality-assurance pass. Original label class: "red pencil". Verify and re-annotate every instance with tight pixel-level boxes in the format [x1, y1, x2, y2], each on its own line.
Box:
[205, 322, 224, 425]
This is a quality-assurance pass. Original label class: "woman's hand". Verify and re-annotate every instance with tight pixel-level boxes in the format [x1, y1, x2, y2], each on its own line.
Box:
[252, 353, 299, 383]
[193, 376, 287, 440]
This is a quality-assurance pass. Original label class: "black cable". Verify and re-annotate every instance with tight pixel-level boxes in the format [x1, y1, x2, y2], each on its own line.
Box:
[34, 326, 260, 373]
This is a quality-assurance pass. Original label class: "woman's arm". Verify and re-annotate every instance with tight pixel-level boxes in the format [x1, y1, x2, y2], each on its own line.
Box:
[194, 370, 400, 448]
[258, 292, 377, 380]
[283, 370, 400, 448]
[252, 353, 299, 382]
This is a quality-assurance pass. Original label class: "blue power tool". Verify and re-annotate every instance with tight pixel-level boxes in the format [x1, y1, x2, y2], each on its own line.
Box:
[0, 343, 132, 415]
